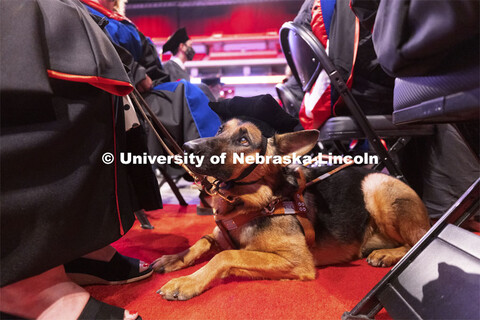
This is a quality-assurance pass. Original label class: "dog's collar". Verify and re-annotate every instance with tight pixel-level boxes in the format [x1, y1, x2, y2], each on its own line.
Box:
[214, 191, 315, 249]
[200, 136, 267, 204]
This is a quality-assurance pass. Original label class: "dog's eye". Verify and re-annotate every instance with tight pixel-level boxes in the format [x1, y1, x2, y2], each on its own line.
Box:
[217, 126, 224, 135]
[239, 137, 249, 146]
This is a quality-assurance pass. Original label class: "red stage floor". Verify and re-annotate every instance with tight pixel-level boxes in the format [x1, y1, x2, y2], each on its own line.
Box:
[85, 205, 392, 320]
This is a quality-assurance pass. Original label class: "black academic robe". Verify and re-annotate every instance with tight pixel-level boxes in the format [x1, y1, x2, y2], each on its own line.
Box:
[163, 59, 191, 82]
[80, 2, 219, 170]
[0, 0, 161, 287]
[81, 0, 170, 87]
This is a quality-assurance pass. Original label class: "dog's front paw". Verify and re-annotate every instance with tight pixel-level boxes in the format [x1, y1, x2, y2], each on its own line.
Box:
[366, 248, 404, 267]
[157, 275, 205, 301]
[151, 254, 187, 273]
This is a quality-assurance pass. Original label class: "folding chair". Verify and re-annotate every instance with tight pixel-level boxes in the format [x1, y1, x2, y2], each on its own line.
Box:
[156, 166, 188, 207]
[343, 45, 480, 320]
[130, 91, 189, 208]
[276, 82, 302, 119]
[279, 22, 434, 180]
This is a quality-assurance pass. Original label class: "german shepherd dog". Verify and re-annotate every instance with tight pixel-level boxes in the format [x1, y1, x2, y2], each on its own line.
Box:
[152, 118, 430, 301]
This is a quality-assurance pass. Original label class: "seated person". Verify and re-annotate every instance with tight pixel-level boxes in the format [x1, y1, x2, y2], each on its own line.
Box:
[81, 0, 221, 175]
[293, 0, 478, 222]
[294, 0, 395, 130]
[81, 0, 171, 91]
[367, 0, 479, 222]
[0, 1, 161, 318]
[162, 28, 195, 82]
[198, 77, 224, 102]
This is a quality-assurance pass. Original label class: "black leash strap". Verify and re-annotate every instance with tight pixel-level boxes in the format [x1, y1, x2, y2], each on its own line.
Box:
[129, 89, 203, 182]
[130, 89, 184, 155]
[130, 89, 237, 204]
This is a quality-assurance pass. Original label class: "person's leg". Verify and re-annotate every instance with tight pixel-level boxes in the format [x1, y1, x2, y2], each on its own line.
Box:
[0, 266, 88, 319]
[421, 124, 479, 219]
[0, 266, 139, 320]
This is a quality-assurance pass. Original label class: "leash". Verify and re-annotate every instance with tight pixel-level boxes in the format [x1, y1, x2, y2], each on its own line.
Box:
[129, 89, 237, 205]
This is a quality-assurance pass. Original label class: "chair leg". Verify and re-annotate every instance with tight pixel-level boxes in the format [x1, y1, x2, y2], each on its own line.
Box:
[135, 209, 154, 229]
[157, 166, 188, 207]
[372, 136, 411, 175]
[327, 70, 406, 180]
[333, 140, 349, 154]
[387, 136, 411, 159]
[364, 133, 405, 181]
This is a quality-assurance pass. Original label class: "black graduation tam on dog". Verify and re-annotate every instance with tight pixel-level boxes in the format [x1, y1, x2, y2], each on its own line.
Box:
[163, 27, 189, 53]
[209, 94, 299, 137]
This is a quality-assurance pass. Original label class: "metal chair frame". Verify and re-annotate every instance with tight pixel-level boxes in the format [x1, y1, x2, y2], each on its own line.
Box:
[281, 21, 480, 319]
[280, 21, 408, 179]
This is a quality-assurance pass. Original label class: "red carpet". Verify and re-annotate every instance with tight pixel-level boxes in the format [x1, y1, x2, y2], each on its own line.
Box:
[86, 205, 392, 320]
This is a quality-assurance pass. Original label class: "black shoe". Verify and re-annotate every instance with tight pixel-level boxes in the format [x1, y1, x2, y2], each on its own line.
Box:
[65, 252, 153, 285]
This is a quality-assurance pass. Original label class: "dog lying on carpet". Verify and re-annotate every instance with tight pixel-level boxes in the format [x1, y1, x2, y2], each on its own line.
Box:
[152, 95, 430, 301]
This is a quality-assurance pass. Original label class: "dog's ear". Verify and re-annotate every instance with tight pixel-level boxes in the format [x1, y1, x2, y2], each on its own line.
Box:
[275, 130, 319, 157]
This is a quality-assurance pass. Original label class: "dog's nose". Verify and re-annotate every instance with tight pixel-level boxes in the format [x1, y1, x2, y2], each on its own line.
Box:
[183, 140, 201, 155]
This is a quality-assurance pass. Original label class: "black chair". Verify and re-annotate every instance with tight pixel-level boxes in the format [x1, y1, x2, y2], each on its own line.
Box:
[343, 41, 480, 320]
[279, 21, 434, 179]
[276, 82, 302, 120]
